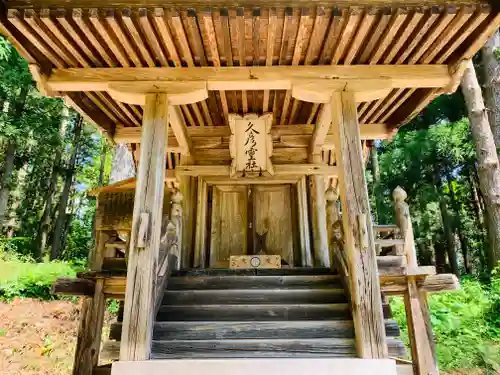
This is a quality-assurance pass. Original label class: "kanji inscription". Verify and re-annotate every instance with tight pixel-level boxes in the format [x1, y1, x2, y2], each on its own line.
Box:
[229, 113, 274, 177]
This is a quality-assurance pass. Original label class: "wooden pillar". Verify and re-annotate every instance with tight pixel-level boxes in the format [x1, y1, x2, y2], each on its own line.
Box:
[194, 177, 208, 268]
[308, 167, 330, 267]
[120, 93, 168, 361]
[72, 279, 105, 375]
[330, 91, 387, 358]
[180, 175, 197, 268]
[297, 177, 313, 267]
[170, 189, 183, 269]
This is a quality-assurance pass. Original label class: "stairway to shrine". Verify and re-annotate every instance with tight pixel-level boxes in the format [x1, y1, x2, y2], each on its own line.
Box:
[108, 268, 406, 359]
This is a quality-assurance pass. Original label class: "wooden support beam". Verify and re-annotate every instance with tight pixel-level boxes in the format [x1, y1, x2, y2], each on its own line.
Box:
[180, 174, 197, 268]
[308, 171, 330, 268]
[72, 279, 105, 375]
[114, 123, 392, 144]
[176, 164, 338, 177]
[120, 93, 168, 361]
[405, 281, 439, 375]
[168, 105, 193, 156]
[330, 91, 388, 358]
[52, 277, 95, 296]
[297, 177, 313, 267]
[310, 104, 333, 155]
[47, 65, 454, 93]
[193, 177, 208, 268]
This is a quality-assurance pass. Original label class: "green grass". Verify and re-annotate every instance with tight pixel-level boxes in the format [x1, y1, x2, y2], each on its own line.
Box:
[0, 259, 81, 301]
[390, 277, 500, 372]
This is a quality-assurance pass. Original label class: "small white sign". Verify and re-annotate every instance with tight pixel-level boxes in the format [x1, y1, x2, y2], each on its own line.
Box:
[229, 113, 274, 177]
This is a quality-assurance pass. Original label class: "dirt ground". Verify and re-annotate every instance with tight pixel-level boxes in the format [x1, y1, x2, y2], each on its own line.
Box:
[0, 299, 492, 375]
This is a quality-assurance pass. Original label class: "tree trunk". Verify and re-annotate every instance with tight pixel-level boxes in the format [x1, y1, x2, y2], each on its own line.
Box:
[438, 190, 460, 277]
[0, 86, 29, 231]
[0, 141, 16, 231]
[461, 60, 500, 270]
[467, 170, 488, 271]
[481, 30, 500, 151]
[109, 144, 136, 184]
[33, 105, 69, 261]
[51, 114, 83, 260]
[446, 175, 470, 273]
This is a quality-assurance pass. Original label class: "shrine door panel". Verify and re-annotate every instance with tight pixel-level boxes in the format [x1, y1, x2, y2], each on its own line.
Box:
[210, 185, 248, 268]
[253, 185, 294, 266]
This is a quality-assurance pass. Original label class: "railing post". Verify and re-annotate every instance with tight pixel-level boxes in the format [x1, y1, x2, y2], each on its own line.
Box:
[393, 187, 439, 375]
[393, 186, 418, 269]
[170, 189, 183, 270]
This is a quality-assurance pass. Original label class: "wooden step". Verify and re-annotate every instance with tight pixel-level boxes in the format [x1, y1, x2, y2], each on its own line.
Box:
[110, 320, 401, 341]
[172, 268, 335, 277]
[162, 288, 347, 305]
[149, 338, 407, 359]
[156, 303, 352, 321]
[168, 275, 342, 290]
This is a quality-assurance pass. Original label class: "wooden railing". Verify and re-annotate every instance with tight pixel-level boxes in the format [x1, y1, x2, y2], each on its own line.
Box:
[326, 185, 445, 375]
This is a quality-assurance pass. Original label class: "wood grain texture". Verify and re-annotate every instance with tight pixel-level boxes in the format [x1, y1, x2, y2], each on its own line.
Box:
[156, 303, 352, 321]
[162, 288, 347, 305]
[72, 280, 105, 375]
[110, 319, 401, 341]
[404, 279, 438, 375]
[309, 175, 330, 267]
[52, 277, 95, 296]
[297, 177, 313, 266]
[167, 274, 342, 290]
[254, 185, 294, 264]
[210, 185, 248, 268]
[149, 338, 406, 359]
[194, 177, 208, 268]
[120, 93, 168, 361]
[330, 91, 388, 358]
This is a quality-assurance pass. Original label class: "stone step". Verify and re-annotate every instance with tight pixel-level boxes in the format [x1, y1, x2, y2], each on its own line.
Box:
[109, 320, 401, 341]
[167, 275, 342, 290]
[161, 288, 347, 305]
[149, 338, 407, 359]
[156, 303, 353, 321]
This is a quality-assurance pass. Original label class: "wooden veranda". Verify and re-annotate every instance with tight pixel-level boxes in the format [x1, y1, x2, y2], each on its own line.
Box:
[1, 1, 498, 375]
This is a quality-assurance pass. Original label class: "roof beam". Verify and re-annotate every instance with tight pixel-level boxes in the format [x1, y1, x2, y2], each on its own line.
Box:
[310, 104, 333, 155]
[114, 123, 394, 145]
[47, 65, 454, 93]
[168, 105, 193, 156]
[176, 164, 338, 177]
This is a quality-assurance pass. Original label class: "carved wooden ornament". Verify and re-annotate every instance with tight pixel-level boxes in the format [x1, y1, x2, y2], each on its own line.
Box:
[229, 113, 274, 177]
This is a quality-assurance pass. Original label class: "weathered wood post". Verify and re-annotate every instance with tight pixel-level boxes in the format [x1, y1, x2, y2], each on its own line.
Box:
[170, 188, 183, 269]
[297, 176, 313, 267]
[194, 177, 208, 268]
[308, 155, 330, 267]
[120, 93, 168, 361]
[330, 90, 388, 358]
[180, 175, 196, 268]
[72, 231, 107, 375]
[393, 187, 438, 375]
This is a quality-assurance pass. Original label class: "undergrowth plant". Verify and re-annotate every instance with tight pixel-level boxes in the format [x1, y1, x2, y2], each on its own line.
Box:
[390, 276, 500, 373]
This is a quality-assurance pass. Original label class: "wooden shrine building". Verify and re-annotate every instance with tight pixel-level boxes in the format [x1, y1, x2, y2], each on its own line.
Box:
[0, 0, 498, 374]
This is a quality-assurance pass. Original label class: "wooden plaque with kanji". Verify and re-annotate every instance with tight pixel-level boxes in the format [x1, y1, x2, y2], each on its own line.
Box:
[229, 113, 274, 178]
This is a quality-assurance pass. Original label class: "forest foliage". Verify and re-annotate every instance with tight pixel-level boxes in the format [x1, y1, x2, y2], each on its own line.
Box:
[0, 34, 499, 372]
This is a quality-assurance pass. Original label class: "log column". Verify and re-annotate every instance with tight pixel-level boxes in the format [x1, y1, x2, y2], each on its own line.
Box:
[325, 186, 340, 267]
[179, 174, 197, 268]
[120, 93, 168, 361]
[308, 156, 330, 267]
[330, 91, 388, 358]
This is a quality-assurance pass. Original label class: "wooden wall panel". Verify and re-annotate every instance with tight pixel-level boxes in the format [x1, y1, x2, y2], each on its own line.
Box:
[209, 185, 248, 268]
[254, 185, 294, 266]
